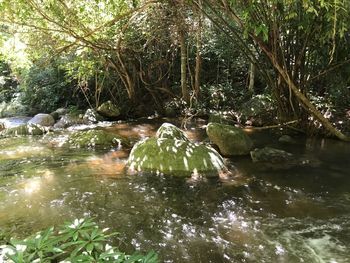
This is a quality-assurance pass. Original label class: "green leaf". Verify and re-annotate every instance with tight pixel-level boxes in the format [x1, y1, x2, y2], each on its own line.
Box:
[86, 243, 94, 254]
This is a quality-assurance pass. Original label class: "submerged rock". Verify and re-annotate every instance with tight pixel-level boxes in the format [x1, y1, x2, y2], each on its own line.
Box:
[250, 146, 296, 170]
[65, 129, 129, 148]
[28, 113, 55, 127]
[97, 101, 120, 118]
[0, 124, 45, 137]
[250, 147, 294, 163]
[278, 135, 296, 144]
[250, 147, 321, 170]
[156, 122, 189, 141]
[128, 137, 225, 177]
[206, 123, 253, 156]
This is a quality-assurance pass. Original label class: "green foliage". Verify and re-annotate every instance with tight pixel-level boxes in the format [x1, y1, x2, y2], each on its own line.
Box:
[21, 62, 78, 114]
[0, 218, 158, 263]
[200, 83, 244, 110]
[1, 0, 349, 125]
[0, 59, 18, 103]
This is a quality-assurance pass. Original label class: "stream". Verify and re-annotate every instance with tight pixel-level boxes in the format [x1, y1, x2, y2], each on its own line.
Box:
[0, 118, 349, 262]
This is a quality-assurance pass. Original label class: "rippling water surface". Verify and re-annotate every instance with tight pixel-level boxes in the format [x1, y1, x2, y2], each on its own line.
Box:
[0, 119, 349, 262]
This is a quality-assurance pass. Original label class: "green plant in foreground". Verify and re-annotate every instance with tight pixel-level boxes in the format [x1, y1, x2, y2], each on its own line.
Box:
[0, 218, 158, 263]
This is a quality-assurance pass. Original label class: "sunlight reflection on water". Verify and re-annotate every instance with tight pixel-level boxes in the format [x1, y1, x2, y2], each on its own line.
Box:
[0, 120, 349, 262]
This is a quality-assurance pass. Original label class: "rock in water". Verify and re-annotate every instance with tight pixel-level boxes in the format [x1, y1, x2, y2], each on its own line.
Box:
[250, 147, 294, 163]
[206, 123, 253, 156]
[50, 108, 67, 121]
[0, 124, 44, 137]
[128, 137, 225, 177]
[83, 109, 104, 124]
[66, 129, 128, 148]
[250, 147, 320, 170]
[97, 101, 120, 118]
[156, 122, 189, 141]
[28, 113, 55, 127]
[278, 135, 296, 144]
[53, 114, 86, 129]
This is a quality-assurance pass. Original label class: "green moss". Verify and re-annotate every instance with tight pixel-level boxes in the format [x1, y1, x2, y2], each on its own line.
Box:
[97, 101, 120, 118]
[128, 137, 225, 177]
[66, 129, 129, 148]
[156, 123, 189, 141]
[0, 124, 45, 137]
[206, 122, 253, 156]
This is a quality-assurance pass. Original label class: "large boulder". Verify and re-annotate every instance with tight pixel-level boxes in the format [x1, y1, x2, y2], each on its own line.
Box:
[28, 113, 55, 127]
[65, 129, 129, 148]
[83, 109, 104, 124]
[128, 137, 225, 177]
[0, 124, 44, 137]
[156, 123, 189, 141]
[53, 114, 86, 129]
[206, 123, 253, 156]
[97, 101, 120, 118]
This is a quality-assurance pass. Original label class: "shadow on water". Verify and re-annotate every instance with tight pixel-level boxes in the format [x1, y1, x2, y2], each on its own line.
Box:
[0, 118, 350, 262]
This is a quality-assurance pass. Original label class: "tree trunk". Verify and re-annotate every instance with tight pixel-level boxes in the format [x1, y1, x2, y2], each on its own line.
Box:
[180, 31, 190, 103]
[257, 40, 349, 141]
[248, 62, 255, 93]
[194, 0, 203, 98]
[115, 35, 136, 104]
[197, 0, 349, 141]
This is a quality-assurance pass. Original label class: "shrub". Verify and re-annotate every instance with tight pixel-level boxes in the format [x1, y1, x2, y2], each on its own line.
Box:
[0, 218, 158, 263]
[0, 59, 18, 103]
[200, 83, 245, 110]
[21, 63, 81, 114]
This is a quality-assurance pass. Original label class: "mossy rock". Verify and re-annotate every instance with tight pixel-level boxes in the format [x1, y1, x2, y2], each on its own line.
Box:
[97, 101, 120, 118]
[66, 129, 129, 148]
[206, 122, 253, 156]
[0, 124, 45, 137]
[128, 137, 225, 177]
[156, 123, 189, 141]
[208, 113, 234, 125]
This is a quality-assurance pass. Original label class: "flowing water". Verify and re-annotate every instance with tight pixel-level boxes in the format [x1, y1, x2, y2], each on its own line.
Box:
[0, 118, 349, 262]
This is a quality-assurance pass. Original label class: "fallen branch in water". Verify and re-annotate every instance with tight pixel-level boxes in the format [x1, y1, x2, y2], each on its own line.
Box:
[243, 119, 300, 130]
